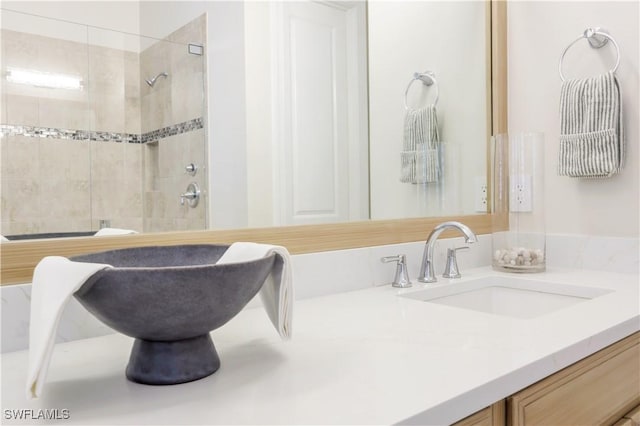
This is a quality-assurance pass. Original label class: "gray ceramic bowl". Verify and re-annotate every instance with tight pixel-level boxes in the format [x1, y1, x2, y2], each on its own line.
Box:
[72, 244, 275, 385]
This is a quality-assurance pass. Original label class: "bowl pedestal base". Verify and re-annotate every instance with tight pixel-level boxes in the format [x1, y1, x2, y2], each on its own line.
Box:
[125, 334, 220, 385]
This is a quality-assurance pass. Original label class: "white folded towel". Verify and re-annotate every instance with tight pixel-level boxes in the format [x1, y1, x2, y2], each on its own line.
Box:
[94, 227, 138, 236]
[26, 257, 112, 399]
[217, 242, 293, 340]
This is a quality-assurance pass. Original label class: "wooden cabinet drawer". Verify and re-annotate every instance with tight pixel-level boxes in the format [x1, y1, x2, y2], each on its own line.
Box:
[508, 332, 640, 425]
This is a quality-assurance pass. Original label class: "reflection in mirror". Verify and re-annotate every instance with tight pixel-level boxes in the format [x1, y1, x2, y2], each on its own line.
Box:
[243, 1, 488, 226]
[1, 8, 207, 240]
[244, 1, 369, 227]
[1, 1, 489, 242]
[368, 1, 488, 220]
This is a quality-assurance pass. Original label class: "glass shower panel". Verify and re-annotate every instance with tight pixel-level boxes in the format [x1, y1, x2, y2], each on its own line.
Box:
[87, 27, 144, 233]
[1, 10, 207, 239]
[1, 10, 91, 238]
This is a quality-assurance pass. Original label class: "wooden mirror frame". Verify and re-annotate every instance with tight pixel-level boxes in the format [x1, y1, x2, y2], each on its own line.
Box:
[0, 1, 507, 286]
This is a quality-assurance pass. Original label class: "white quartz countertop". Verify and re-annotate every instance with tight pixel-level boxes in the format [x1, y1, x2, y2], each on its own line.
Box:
[2, 267, 639, 425]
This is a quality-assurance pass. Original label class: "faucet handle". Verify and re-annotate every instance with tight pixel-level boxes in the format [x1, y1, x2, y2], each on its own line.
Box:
[443, 247, 469, 279]
[381, 255, 412, 288]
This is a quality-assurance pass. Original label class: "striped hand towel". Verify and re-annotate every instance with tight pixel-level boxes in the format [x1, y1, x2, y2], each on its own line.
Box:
[400, 105, 440, 184]
[559, 71, 624, 178]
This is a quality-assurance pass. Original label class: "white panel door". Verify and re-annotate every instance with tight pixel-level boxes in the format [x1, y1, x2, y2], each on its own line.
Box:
[272, 1, 366, 225]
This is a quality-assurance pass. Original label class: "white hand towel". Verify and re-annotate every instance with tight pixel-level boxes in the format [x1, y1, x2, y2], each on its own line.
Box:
[217, 242, 293, 340]
[26, 256, 112, 399]
[94, 228, 138, 236]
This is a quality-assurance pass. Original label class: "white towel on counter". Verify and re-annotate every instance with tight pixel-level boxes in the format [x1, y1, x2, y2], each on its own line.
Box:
[94, 227, 138, 236]
[217, 242, 293, 340]
[559, 71, 624, 178]
[1, 235, 8, 242]
[26, 256, 112, 399]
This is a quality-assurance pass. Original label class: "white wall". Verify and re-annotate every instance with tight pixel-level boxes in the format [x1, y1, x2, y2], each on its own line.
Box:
[244, 2, 274, 228]
[139, 1, 249, 230]
[368, 1, 488, 220]
[1, 1, 141, 51]
[1, 1, 140, 34]
[508, 1, 639, 238]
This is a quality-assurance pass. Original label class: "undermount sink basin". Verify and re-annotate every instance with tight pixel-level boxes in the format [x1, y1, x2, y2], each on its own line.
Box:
[399, 276, 613, 319]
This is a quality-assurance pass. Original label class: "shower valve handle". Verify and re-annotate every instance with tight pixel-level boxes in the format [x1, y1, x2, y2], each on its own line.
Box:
[180, 182, 200, 207]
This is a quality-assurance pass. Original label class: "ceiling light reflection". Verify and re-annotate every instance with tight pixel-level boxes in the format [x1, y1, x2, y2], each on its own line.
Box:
[6, 68, 83, 90]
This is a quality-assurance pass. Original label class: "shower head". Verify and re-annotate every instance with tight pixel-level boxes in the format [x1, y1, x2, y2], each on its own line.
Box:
[145, 72, 168, 87]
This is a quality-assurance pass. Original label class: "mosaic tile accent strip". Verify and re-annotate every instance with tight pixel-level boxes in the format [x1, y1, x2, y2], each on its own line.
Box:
[142, 118, 204, 143]
[0, 117, 203, 144]
[0, 124, 90, 141]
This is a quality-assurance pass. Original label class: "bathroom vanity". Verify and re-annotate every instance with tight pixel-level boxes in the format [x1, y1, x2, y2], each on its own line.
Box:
[1, 266, 638, 425]
[455, 332, 639, 425]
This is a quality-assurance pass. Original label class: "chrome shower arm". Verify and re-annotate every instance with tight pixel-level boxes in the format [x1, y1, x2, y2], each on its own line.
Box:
[145, 72, 168, 87]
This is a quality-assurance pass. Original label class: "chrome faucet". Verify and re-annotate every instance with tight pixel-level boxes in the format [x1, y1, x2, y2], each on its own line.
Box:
[418, 221, 478, 283]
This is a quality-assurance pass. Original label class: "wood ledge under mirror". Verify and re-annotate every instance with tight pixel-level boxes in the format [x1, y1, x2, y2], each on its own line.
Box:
[1, 214, 499, 285]
[0, 1, 507, 286]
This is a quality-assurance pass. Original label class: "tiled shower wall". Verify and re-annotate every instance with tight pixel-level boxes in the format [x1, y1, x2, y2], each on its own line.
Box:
[1, 29, 144, 236]
[141, 15, 207, 233]
[0, 14, 206, 237]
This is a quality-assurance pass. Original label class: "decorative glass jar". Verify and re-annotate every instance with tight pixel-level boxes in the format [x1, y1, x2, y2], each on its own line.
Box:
[491, 133, 546, 273]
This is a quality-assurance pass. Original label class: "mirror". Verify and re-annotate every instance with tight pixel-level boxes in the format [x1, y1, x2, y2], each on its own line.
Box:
[0, 1, 506, 285]
[2, 0, 489, 238]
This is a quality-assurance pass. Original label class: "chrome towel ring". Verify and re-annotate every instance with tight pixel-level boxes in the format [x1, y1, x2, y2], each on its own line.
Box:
[559, 27, 620, 82]
[404, 71, 439, 110]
